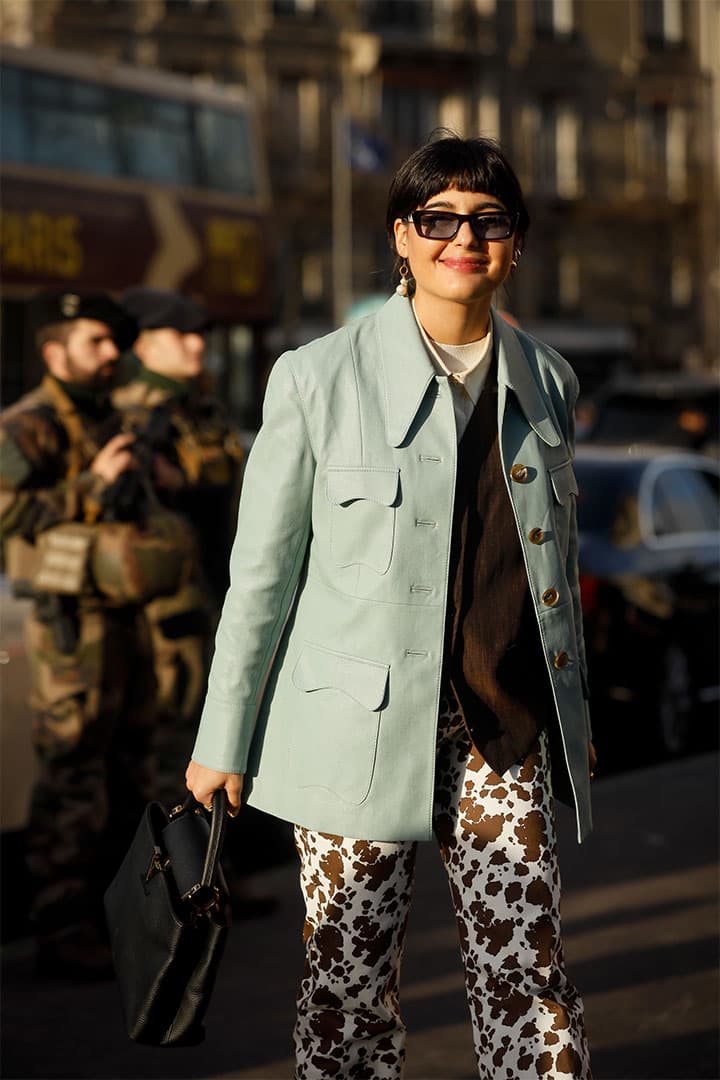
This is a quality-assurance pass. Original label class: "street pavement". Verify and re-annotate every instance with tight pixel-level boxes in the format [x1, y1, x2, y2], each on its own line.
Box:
[1, 749, 718, 1080]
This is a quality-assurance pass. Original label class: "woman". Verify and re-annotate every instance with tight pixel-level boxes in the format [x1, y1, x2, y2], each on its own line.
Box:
[187, 134, 594, 1078]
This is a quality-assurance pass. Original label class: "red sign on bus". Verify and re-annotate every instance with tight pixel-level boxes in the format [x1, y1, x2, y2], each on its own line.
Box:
[0, 173, 272, 323]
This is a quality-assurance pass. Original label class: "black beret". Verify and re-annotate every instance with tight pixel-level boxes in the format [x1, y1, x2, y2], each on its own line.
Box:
[28, 290, 138, 351]
[121, 287, 213, 334]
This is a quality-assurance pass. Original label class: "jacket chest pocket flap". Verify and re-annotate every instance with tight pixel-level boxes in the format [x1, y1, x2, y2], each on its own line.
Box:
[292, 642, 389, 711]
[548, 459, 578, 555]
[549, 459, 579, 505]
[327, 466, 400, 575]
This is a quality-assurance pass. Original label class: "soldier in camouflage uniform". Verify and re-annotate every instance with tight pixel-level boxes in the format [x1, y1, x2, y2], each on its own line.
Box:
[114, 288, 244, 805]
[0, 291, 164, 979]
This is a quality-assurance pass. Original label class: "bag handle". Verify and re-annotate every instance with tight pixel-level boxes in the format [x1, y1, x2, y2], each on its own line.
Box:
[201, 789, 229, 889]
[175, 789, 229, 889]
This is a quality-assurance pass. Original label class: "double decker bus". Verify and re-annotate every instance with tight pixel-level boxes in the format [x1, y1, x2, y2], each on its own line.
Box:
[0, 43, 273, 426]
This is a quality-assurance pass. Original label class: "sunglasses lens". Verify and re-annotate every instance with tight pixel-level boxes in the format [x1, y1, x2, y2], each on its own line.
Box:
[412, 211, 515, 240]
[472, 214, 514, 240]
[415, 213, 457, 238]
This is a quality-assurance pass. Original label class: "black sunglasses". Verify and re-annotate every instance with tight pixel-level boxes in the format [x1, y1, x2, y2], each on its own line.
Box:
[407, 210, 518, 242]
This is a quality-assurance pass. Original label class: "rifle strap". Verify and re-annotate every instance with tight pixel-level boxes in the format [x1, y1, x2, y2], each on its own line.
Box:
[42, 375, 101, 481]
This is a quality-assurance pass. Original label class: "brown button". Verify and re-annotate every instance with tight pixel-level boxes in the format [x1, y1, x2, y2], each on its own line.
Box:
[528, 527, 545, 545]
[510, 463, 529, 483]
[553, 650, 569, 670]
[542, 588, 560, 607]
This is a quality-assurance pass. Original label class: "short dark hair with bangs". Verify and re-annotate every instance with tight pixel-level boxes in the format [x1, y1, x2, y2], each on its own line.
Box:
[386, 131, 530, 254]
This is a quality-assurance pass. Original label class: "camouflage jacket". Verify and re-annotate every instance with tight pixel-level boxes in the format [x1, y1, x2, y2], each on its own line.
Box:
[112, 370, 244, 601]
[0, 375, 121, 543]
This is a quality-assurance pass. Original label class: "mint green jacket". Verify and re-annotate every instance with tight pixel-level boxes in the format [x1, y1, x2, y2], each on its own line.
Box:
[192, 295, 593, 843]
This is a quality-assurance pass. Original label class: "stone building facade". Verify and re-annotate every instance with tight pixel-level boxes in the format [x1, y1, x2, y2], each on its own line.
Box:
[2, 0, 718, 377]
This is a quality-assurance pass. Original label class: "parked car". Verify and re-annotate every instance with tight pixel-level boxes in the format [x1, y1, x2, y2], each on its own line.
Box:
[580, 373, 720, 456]
[574, 445, 719, 761]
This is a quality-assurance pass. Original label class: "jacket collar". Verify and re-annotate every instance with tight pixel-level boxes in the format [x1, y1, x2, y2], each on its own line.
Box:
[491, 309, 561, 447]
[376, 295, 560, 447]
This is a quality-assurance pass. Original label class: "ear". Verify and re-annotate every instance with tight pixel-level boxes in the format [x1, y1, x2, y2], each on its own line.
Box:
[41, 340, 69, 380]
[393, 218, 409, 259]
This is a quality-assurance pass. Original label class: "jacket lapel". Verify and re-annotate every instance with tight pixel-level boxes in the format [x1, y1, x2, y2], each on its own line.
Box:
[492, 310, 561, 447]
[375, 295, 437, 448]
[375, 294, 562, 449]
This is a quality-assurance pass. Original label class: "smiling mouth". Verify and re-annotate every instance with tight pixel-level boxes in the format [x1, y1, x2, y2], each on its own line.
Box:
[441, 258, 489, 271]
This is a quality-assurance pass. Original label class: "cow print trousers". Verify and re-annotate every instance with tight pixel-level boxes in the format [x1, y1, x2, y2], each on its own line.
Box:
[293, 689, 591, 1079]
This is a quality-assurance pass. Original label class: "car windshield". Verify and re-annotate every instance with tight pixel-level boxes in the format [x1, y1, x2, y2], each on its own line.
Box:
[574, 462, 642, 537]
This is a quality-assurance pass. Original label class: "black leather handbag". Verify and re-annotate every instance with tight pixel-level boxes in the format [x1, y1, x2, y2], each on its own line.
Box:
[104, 790, 231, 1047]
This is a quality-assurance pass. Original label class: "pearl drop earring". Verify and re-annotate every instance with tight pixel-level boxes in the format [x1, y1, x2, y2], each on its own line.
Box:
[395, 262, 410, 297]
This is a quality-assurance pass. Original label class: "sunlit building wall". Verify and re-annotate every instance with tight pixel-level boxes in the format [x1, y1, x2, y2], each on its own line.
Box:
[1, 0, 717, 373]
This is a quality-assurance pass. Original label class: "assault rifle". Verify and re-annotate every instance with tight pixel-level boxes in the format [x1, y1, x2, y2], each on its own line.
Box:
[101, 407, 174, 523]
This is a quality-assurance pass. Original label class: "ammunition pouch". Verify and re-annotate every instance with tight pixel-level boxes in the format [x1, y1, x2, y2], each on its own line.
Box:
[4, 526, 94, 596]
[4, 512, 198, 605]
[91, 512, 199, 604]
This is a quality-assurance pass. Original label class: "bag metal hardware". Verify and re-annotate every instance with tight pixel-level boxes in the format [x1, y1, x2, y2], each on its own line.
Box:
[185, 883, 220, 911]
[145, 845, 170, 883]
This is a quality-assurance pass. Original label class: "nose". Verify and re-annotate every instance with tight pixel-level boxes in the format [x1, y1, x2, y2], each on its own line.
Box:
[185, 333, 206, 355]
[454, 219, 482, 246]
[103, 341, 120, 361]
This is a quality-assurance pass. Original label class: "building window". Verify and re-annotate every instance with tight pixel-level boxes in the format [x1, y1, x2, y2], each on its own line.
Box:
[273, 0, 316, 15]
[298, 79, 320, 155]
[555, 104, 580, 198]
[302, 252, 324, 305]
[382, 82, 438, 146]
[558, 253, 580, 309]
[666, 106, 687, 201]
[534, 0, 575, 38]
[272, 77, 302, 166]
[477, 88, 500, 141]
[639, 103, 687, 199]
[528, 100, 581, 198]
[368, 0, 429, 33]
[439, 94, 466, 136]
[643, 0, 684, 46]
[671, 256, 692, 307]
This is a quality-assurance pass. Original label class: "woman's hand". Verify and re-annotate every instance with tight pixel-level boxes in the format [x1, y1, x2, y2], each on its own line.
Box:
[185, 760, 243, 817]
[588, 741, 597, 780]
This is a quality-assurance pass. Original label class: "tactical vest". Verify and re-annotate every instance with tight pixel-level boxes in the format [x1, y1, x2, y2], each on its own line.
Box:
[5, 377, 198, 604]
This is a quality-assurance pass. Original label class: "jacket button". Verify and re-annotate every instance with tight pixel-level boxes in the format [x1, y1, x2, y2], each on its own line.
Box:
[528, 527, 545, 545]
[553, 650, 569, 670]
[542, 588, 560, 606]
[510, 463, 528, 483]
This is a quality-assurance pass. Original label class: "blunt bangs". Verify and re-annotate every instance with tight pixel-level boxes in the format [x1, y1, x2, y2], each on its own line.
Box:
[386, 133, 530, 251]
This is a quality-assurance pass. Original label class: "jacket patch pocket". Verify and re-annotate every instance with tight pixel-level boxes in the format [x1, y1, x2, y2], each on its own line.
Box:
[291, 642, 389, 805]
[548, 459, 578, 555]
[327, 466, 400, 575]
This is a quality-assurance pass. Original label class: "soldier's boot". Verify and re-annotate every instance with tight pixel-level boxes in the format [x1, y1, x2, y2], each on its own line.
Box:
[35, 923, 113, 982]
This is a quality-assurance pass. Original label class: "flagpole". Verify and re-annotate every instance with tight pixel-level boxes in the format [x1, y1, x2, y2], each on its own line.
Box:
[332, 80, 352, 328]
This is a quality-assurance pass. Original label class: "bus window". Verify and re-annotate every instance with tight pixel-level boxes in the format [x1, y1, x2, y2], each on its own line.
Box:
[0, 65, 28, 163]
[115, 92, 196, 186]
[195, 106, 256, 196]
[30, 72, 117, 176]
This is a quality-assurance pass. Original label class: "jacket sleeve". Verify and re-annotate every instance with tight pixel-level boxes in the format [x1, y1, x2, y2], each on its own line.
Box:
[563, 377, 592, 739]
[191, 353, 315, 774]
[0, 419, 106, 541]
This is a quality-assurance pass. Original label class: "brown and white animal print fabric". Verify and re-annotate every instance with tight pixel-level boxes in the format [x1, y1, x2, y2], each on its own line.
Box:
[293, 689, 591, 1079]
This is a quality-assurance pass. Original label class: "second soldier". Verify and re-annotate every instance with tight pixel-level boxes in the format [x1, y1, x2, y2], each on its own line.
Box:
[115, 288, 244, 805]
